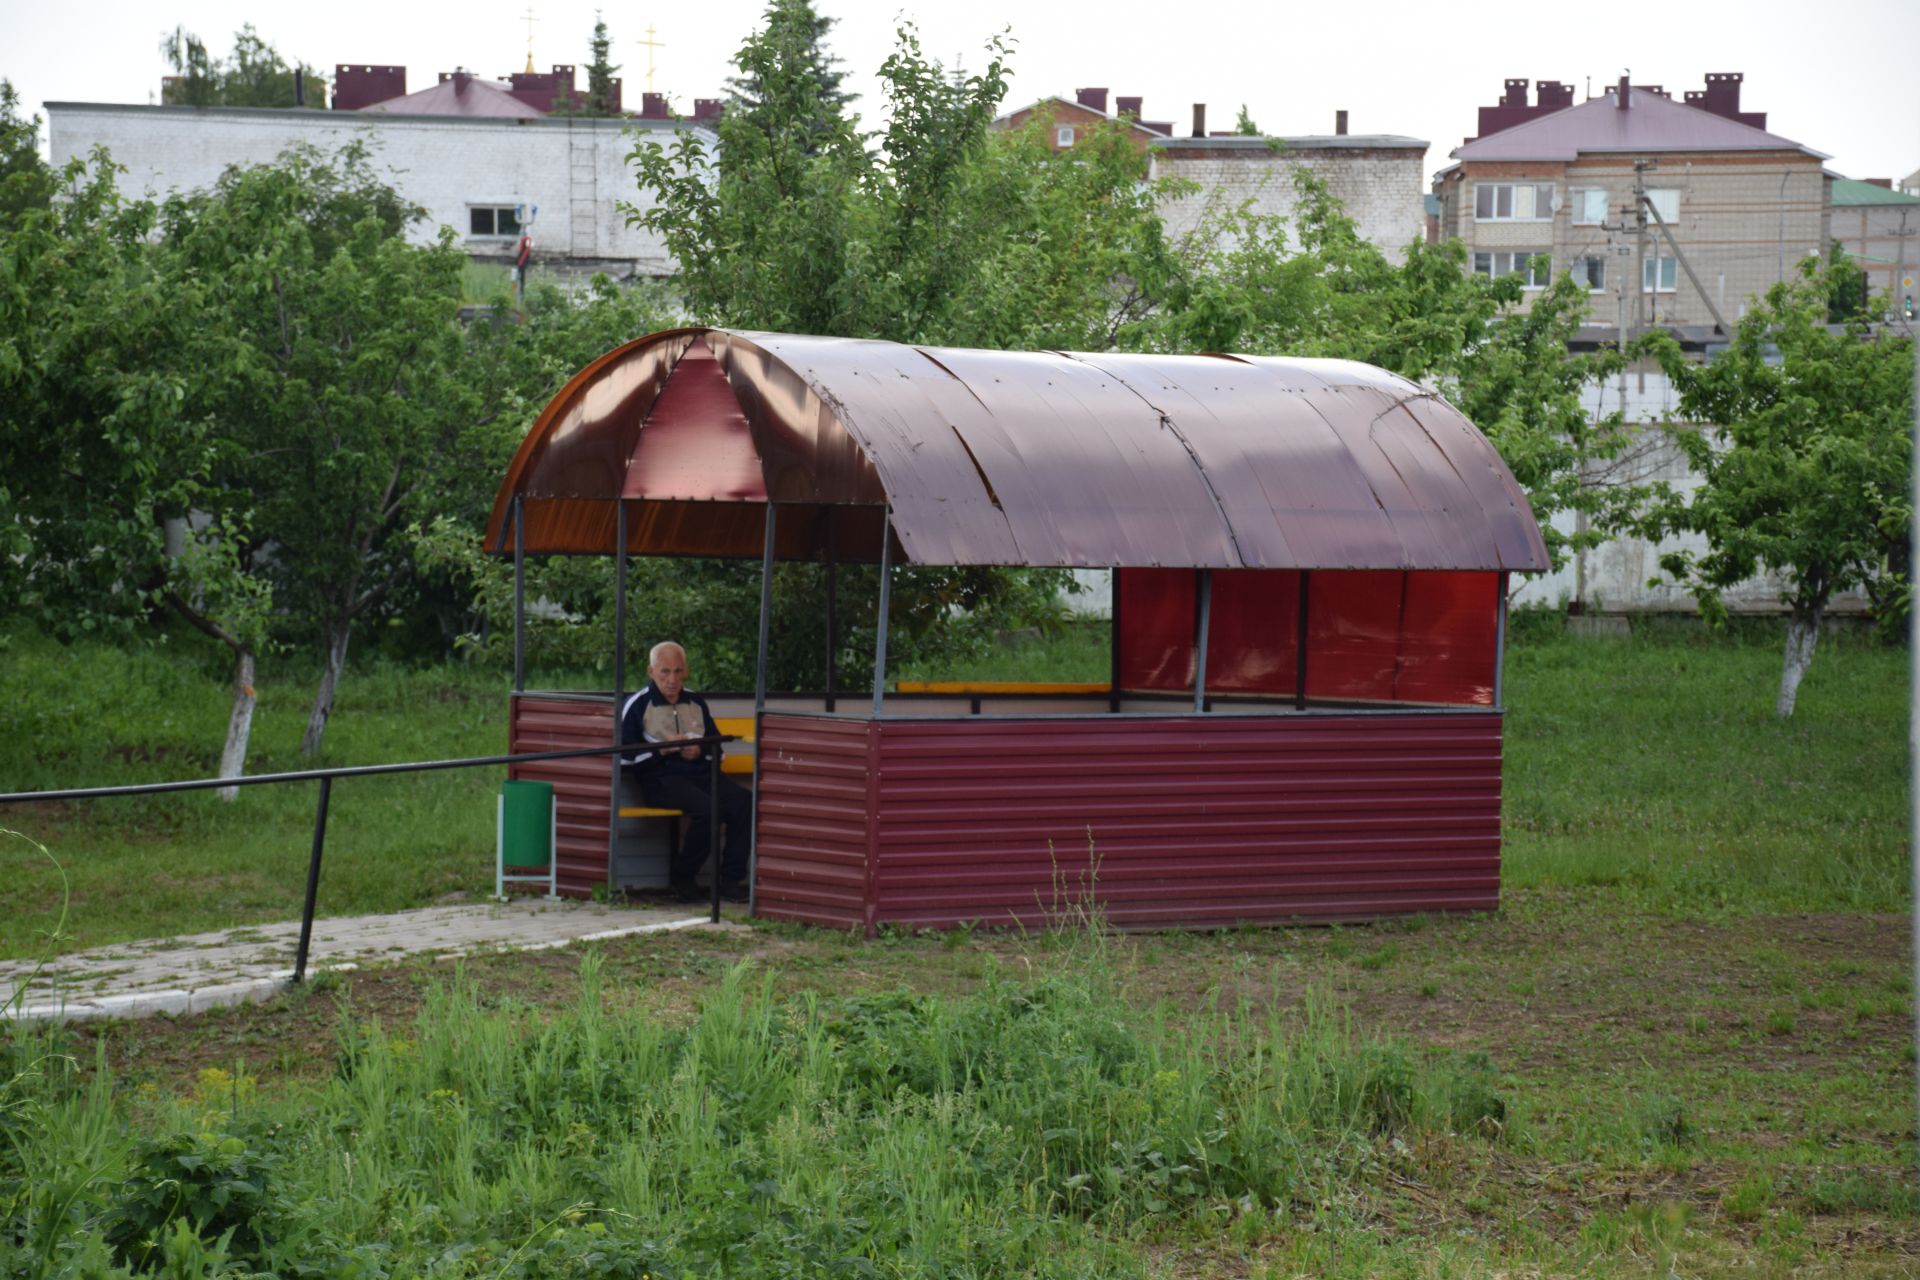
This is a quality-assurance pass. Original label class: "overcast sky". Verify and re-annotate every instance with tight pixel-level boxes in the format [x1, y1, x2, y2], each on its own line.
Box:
[8, 0, 1918, 181]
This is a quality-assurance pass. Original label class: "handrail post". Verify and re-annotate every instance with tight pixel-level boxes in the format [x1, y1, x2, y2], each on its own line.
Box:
[824, 519, 838, 713]
[293, 775, 332, 984]
[872, 509, 893, 716]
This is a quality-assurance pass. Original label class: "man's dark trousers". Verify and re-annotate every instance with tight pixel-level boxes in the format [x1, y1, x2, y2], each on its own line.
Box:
[640, 772, 753, 888]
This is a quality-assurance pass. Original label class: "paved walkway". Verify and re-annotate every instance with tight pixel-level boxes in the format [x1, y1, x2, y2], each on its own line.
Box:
[1, 900, 718, 1023]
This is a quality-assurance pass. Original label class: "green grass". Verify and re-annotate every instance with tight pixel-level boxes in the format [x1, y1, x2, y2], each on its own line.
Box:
[5, 617, 1905, 958]
[3, 938, 1520, 1278]
[1502, 625, 1908, 914]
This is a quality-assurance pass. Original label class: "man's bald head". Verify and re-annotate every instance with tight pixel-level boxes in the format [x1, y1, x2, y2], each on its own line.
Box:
[648, 641, 689, 701]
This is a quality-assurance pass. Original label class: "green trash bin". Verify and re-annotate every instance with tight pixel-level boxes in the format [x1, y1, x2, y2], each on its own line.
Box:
[496, 779, 557, 898]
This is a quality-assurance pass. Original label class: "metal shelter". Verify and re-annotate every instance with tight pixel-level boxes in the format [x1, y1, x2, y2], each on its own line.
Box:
[487, 328, 1548, 931]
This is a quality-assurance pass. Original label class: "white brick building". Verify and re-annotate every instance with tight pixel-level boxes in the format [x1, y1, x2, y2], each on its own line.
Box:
[46, 102, 705, 277]
[1151, 134, 1429, 264]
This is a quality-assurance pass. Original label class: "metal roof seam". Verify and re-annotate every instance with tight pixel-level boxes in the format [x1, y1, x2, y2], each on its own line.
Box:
[1060, 350, 1248, 568]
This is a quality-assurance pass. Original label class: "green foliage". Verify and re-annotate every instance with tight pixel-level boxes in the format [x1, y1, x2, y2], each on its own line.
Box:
[724, 0, 856, 147]
[3, 950, 1512, 1276]
[553, 14, 623, 118]
[630, 24, 1170, 350]
[103, 1128, 276, 1269]
[0, 80, 54, 231]
[1637, 259, 1913, 628]
[1824, 238, 1869, 324]
[159, 23, 328, 109]
[0, 151, 203, 641]
[1233, 103, 1259, 135]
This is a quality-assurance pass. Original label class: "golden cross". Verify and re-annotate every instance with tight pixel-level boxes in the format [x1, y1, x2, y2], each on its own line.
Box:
[521, 6, 539, 74]
[635, 23, 665, 94]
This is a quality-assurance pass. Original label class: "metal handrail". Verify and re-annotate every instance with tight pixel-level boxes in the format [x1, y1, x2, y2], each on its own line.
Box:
[0, 735, 738, 983]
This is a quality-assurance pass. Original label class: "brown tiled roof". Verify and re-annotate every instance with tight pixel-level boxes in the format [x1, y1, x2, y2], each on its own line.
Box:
[1452, 88, 1824, 162]
[359, 74, 543, 119]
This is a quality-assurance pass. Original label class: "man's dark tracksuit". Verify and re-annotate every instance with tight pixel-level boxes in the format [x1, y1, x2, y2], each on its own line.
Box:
[620, 686, 753, 891]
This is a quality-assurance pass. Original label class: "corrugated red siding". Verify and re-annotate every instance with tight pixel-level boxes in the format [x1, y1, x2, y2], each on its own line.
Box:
[754, 715, 875, 930]
[508, 695, 613, 899]
[754, 712, 1502, 933]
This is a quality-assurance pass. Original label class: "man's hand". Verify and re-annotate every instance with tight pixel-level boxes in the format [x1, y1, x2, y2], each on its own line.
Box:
[674, 732, 702, 760]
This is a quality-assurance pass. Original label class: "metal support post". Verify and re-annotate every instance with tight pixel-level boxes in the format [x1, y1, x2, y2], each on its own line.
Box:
[872, 510, 894, 716]
[293, 776, 331, 984]
[608, 502, 627, 887]
[1108, 568, 1123, 713]
[512, 496, 526, 693]
[1493, 572, 1508, 711]
[708, 748, 723, 924]
[748, 504, 777, 912]
[1192, 569, 1212, 713]
[1294, 571, 1311, 712]
[824, 523, 838, 712]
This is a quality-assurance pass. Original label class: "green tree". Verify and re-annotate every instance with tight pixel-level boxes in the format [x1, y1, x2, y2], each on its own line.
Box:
[159, 144, 490, 755]
[0, 81, 55, 230]
[725, 0, 855, 150]
[1637, 259, 1913, 716]
[0, 152, 273, 789]
[583, 14, 621, 117]
[160, 24, 328, 109]
[1233, 103, 1259, 135]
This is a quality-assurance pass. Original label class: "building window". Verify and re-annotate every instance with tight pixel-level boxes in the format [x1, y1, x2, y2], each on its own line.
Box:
[1473, 249, 1551, 288]
[1643, 256, 1678, 292]
[1644, 189, 1680, 224]
[469, 205, 522, 237]
[1473, 182, 1555, 221]
[1056, 125, 1075, 147]
[1571, 188, 1610, 225]
[1572, 254, 1606, 290]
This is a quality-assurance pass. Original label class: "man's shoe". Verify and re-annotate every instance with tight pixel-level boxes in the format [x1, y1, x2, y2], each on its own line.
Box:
[719, 881, 750, 903]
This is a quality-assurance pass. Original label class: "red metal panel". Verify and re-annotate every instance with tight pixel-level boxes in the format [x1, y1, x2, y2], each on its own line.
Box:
[508, 695, 614, 899]
[623, 337, 767, 502]
[751, 713, 874, 930]
[865, 713, 1504, 932]
[487, 329, 1551, 573]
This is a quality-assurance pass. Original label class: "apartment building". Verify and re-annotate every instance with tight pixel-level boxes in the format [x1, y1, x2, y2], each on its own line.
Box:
[1432, 74, 1829, 333]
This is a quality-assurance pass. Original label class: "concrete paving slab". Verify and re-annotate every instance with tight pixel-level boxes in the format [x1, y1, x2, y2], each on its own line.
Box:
[2, 899, 714, 1023]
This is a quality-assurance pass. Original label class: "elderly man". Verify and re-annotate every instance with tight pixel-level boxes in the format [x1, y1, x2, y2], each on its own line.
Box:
[620, 641, 753, 902]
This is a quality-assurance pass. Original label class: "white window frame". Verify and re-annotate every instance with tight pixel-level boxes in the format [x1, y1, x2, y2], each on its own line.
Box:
[1571, 188, 1610, 225]
[1472, 249, 1552, 288]
[467, 204, 522, 239]
[1642, 255, 1678, 293]
[1056, 125, 1076, 147]
[1572, 253, 1607, 292]
[1473, 182, 1556, 222]
[1644, 188, 1681, 224]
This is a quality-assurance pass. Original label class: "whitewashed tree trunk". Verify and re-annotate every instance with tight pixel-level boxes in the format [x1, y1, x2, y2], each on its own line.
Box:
[216, 648, 257, 803]
[1776, 605, 1824, 719]
[299, 624, 351, 756]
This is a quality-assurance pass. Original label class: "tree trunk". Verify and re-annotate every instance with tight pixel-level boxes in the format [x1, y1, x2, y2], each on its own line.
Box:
[215, 647, 258, 803]
[1776, 603, 1824, 719]
[299, 622, 352, 756]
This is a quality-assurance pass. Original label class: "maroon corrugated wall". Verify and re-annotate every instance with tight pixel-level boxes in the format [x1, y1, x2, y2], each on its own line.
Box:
[755, 711, 1503, 933]
[508, 695, 613, 898]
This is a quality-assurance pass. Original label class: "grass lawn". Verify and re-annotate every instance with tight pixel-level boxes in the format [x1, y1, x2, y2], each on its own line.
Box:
[1, 619, 1913, 1275]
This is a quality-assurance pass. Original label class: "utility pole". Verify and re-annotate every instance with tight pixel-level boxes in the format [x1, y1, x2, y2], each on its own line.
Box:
[1632, 159, 1654, 336]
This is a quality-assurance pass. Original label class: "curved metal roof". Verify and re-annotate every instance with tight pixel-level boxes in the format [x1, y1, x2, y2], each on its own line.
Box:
[484, 327, 1548, 572]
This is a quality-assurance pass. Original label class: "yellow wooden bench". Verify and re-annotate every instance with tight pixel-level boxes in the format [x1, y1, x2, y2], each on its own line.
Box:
[618, 717, 755, 819]
[894, 680, 1112, 694]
